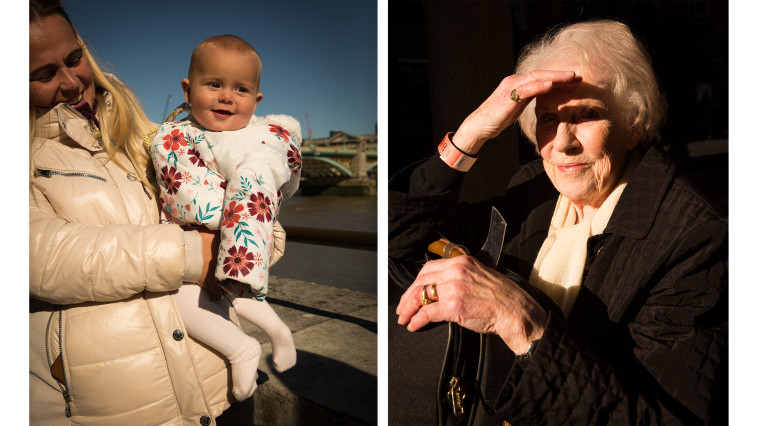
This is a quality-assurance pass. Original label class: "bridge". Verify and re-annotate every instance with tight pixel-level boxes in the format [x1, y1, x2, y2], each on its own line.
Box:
[300, 130, 377, 195]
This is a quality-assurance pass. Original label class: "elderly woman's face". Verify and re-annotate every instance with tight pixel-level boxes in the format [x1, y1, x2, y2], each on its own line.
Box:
[29, 14, 95, 110]
[535, 80, 635, 210]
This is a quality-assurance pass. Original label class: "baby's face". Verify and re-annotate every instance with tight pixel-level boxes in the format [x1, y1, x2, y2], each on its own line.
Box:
[182, 49, 262, 132]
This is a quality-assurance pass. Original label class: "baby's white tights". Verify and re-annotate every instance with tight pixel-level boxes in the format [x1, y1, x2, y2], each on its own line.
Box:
[230, 296, 297, 373]
[174, 285, 296, 401]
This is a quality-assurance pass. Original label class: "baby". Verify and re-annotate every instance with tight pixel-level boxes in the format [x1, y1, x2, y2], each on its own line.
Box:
[149, 35, 301, 401]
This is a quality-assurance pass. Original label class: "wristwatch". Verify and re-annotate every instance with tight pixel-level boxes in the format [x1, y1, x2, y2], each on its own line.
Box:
[515, 339, 540, 360]
[438, 132, 477, 172]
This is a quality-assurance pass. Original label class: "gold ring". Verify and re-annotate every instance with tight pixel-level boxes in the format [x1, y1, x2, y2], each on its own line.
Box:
[510, 88, 521, 102]
[428, 284, 439, 302]
[420, 285, 433, 306]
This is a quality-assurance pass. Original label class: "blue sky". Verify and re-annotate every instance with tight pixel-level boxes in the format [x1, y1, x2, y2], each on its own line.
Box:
[63, 0, 377, 139]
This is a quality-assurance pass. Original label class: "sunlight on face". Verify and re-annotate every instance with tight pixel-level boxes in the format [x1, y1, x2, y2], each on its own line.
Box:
[535, 77, 634, 213]
[183, 48, 263, 132]
[29, 14, 95, 111]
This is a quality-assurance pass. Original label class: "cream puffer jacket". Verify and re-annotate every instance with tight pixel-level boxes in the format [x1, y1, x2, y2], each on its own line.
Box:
[30, 98, 236, 425]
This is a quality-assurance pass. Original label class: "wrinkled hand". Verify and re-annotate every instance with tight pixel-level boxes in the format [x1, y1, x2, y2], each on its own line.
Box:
[198, 227, 223, 300]
[396, 256, 547, 354]
[453, 70, 581, 154]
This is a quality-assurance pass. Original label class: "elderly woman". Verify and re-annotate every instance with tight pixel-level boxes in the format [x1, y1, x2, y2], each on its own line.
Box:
[29, 1, 261, 424]
[390, 20, 727, 425]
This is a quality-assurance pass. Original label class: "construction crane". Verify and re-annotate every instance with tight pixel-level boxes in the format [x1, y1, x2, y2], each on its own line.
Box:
[305, 110, 313, 143]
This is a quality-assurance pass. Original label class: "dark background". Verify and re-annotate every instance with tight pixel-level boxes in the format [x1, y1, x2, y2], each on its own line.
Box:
[388, 0, 728, 215]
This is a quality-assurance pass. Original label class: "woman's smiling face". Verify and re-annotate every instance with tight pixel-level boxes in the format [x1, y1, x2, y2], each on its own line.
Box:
[29, 14, 95, 111]
[535, 77, 636, 212]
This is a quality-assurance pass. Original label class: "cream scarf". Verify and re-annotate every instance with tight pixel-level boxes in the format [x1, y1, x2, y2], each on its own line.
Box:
[528, 163, 634, 316]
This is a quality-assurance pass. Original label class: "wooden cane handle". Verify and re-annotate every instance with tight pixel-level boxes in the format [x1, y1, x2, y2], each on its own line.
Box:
[427, 238, 468, 259]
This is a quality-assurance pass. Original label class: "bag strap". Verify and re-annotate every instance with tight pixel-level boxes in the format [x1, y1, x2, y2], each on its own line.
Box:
[142, 102, 191, 152]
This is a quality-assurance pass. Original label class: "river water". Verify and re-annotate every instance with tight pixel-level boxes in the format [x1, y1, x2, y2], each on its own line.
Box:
[269, 194, 377, 294]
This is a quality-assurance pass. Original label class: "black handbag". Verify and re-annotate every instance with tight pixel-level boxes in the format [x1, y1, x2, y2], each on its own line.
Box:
[387, 239, 491, 426]
[388, 237, 562, 426]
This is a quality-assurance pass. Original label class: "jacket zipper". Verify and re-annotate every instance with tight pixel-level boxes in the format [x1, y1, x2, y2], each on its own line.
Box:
[59, 310, 72, 417]
[62, 102, 85, 120]
[45, 309, 72, 417]
[34, 168, 107, 182]
[57, 104, 153, 199]
[61, 103, 103, 139]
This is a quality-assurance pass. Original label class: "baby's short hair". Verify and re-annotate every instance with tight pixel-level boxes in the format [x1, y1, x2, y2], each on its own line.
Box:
[189, 34, 262, 89]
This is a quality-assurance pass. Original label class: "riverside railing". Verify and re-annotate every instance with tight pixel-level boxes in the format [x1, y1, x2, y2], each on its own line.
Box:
[282, 225, 376, 251]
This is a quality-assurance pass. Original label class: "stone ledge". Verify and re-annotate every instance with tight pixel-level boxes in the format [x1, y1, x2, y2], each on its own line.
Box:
[237, 277, 377, 425]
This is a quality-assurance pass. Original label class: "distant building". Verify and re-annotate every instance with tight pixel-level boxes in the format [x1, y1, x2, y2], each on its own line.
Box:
[305, 130, 377, 152]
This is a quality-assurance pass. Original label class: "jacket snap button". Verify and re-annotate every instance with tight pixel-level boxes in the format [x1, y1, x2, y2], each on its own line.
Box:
[200, 415, 211, 425]
[173, 329, 184, 341]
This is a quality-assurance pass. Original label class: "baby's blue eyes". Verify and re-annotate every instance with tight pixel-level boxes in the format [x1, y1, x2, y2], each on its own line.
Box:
[204, 82, 249, 93]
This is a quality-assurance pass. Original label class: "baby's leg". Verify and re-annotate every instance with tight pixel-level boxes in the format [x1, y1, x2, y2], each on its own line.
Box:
[174, 285, 261, 401]
[230, 295, 297, 372]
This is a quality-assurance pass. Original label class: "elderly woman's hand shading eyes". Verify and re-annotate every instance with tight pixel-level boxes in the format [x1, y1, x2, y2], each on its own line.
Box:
[450, 70, 582, 156]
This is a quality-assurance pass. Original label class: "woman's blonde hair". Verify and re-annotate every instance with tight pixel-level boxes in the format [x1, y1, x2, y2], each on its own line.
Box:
[30, 3, 156, 193]
[515, 20, 667, 149]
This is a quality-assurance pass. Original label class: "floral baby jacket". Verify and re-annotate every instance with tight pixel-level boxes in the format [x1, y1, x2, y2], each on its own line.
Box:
[150, 113, 302, 298]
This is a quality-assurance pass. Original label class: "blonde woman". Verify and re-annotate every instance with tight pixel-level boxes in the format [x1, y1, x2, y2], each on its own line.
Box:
[29, 0, 251, 424]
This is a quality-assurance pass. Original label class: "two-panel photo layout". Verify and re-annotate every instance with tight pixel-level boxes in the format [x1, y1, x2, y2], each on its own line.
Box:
[28, 0, 728, 424]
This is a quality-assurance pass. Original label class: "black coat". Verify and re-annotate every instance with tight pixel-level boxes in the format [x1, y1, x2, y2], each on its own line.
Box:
[388, 146, 727, 425]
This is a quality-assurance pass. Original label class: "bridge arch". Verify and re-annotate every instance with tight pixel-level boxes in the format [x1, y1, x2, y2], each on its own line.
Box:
[301, 156, 353, 178]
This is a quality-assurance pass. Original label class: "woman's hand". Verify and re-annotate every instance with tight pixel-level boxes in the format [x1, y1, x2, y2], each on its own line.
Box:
[452, 70, 581, 155]
[396, 256, 547, 355]
[198, 228, 223, 300]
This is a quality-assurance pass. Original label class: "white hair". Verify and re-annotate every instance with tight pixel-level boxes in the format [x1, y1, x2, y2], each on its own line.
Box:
[516, 20, 667, 148]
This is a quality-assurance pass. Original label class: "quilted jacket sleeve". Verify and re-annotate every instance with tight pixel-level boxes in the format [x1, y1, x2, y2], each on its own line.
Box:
[388, 156, 485, 263]
[29, 184, 187, 305]
[388, 152, 728, 424]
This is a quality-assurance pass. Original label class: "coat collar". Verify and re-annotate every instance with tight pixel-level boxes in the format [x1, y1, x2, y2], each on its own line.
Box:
[32, 92, 113, 153]
[604, 145, 677, 239]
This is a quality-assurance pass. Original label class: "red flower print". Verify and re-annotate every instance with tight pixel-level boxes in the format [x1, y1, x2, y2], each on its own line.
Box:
[187, 148, 206, 168]
[220, 181, 227, 190]
[162, 129, 188, 151]
[269, 124, 290, 142]
[250, 252, 264, 268]
[160, 165, 183, 195]
[221, 201, 244, 228]
[287, 144, 302, 174]
[248, 192, 273, 223]
[222, 246, 255, 278]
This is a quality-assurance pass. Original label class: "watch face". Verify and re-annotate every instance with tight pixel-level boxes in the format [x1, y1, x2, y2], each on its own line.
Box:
[516, 340, 538, 360]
